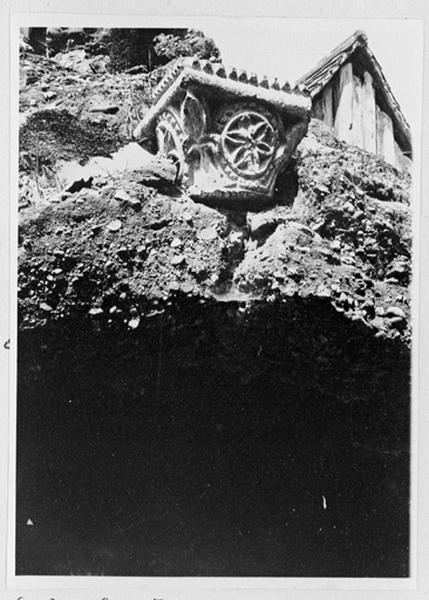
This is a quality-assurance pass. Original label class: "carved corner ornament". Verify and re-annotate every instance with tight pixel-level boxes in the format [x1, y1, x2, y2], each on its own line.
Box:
[134, 58, 311, 202]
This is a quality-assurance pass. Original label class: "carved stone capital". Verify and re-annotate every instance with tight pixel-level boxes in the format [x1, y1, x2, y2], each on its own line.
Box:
[135, 59, 311, 203]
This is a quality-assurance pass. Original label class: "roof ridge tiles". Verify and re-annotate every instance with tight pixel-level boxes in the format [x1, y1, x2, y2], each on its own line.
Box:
[151, 57, 309, 103]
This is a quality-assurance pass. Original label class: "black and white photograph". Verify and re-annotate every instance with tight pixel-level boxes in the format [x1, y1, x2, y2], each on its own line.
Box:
[6, 7, 426, 590]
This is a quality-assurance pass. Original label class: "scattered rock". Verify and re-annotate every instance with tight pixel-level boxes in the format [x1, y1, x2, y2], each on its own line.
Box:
[247, 212, 278, 238]
[106, 220, 122, 232]
[385, 306, 406, 320]
[148, 218, 171, 230]
[183, 211, 193, 223]
[198, 226, 217, 241]
[171, 255, 185, 266]
[90, 103, 119, 115]
[180, 282, 195, 294]
[114, 188, 130, 202]
[128, 317, 140, 329]
[40, 302, 53, 312]
[315, 183, 330, 195]
[168, 281, 180, 291]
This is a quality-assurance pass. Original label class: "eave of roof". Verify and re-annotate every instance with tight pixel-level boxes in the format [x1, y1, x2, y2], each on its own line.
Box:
[134, 58, 311, 140]
[296, 30, 412, 154]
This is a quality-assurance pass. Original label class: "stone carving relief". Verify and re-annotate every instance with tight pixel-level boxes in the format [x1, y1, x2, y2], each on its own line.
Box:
[219, 109, 277, 178]
[136, 59, 311, 202]
[155, 109, 185, 179]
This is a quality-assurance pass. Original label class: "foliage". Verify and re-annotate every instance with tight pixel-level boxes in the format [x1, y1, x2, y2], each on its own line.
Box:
[108, 28, 217, 72]
[153, 29, 221, 62]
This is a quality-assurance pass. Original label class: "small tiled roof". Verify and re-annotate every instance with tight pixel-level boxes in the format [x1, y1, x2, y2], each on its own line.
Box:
[134, 57, 311, 139]
[296, 30, 411, 154]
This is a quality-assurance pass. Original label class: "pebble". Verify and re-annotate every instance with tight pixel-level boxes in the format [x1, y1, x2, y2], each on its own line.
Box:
[171, 254, 185, 266]
[371, 316, 386, 329]
[315, 183, 330, 195]
[171, 238, 182, 248]
[89, 104, 120, 114]
[88, 307, 103, 316]
[40, 302, 53, 312]
[114, 189, 130, 202]
[168, 281, 180, 291]
[106, 220, 122, 232]
[385, 306, 406, 320]
[128, 317, 140, 329]
[180, 282, 194, 294]
[198, 226, 218, 241]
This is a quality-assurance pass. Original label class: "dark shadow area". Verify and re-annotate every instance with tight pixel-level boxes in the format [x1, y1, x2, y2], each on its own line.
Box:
[16, 298, 410, 576]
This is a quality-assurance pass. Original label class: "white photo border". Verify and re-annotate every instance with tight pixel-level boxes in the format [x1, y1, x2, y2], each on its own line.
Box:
[1, 2, 428, 599]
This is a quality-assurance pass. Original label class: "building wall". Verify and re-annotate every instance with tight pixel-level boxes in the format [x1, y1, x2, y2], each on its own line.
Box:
[312, 61, 410, 171]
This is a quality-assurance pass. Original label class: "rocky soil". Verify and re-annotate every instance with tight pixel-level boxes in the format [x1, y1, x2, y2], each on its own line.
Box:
[18, 46, 412, 346]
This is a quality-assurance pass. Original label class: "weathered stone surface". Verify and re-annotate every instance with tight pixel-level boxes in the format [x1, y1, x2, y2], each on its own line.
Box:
[134, 59, 311, 202]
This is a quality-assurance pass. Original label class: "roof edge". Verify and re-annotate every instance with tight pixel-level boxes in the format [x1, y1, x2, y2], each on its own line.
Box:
[295, 31, 411, 154]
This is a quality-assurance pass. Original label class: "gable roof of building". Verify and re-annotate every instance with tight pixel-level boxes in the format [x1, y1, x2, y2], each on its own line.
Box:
[296, 30, 411, 155]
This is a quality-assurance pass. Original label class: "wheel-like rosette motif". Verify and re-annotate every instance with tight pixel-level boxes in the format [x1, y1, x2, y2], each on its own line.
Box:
[221, 111, 277, 177]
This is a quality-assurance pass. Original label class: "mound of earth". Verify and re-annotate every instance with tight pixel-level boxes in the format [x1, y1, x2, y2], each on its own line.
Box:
[18, 79, 412, 345]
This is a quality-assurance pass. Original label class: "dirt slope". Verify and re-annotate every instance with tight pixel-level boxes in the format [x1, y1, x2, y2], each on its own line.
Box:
[18, 52, 412, 345]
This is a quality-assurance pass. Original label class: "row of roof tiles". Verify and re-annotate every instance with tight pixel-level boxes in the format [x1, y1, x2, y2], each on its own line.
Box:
[152, 57, 310, 104]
